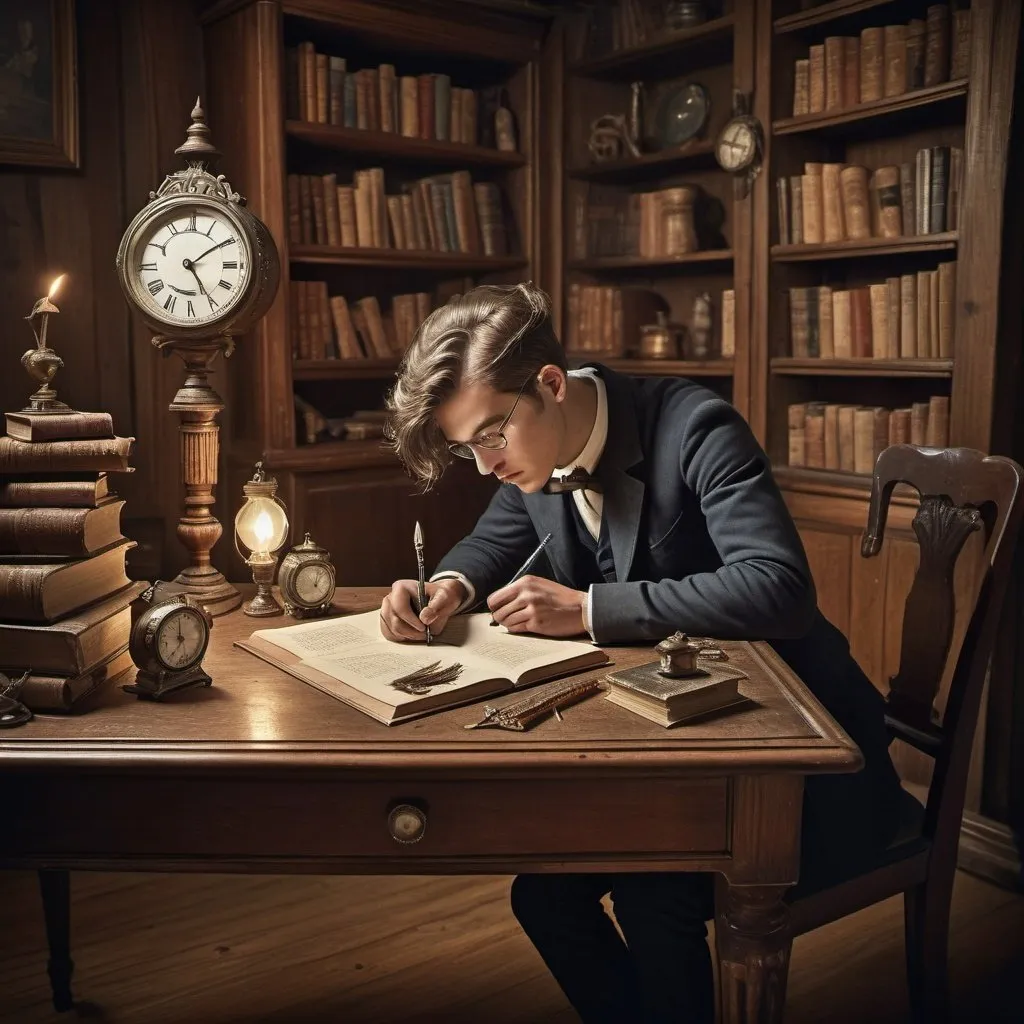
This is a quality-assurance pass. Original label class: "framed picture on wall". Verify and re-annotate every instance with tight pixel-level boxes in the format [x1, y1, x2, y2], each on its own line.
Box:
[0, 0, 78, 169]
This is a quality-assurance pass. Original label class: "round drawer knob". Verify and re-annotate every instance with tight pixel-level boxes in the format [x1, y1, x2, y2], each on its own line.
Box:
[388, 803, 427, 845]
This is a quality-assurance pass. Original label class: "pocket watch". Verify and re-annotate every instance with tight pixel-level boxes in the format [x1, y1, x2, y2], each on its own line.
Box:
[124, 582, 214, 701]
[278, 532, 337, 618]
[714, 90, 764, 196]
[115, 99, 280, 343]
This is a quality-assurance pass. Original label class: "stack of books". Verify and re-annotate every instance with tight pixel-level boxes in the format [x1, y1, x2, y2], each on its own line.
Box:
[604, 657, 749, 728]
[0, 407, 142, 712]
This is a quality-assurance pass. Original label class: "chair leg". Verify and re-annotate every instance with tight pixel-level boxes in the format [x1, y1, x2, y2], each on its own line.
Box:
[38, 868, 75, 1013]
[904, 874, 953, 1024]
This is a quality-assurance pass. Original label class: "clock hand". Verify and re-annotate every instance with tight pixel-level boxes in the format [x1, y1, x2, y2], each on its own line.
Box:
[191, 238, 234, 264]
[181, 258, 208, 296]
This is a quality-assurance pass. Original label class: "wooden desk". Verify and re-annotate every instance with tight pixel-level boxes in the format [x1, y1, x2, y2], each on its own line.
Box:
[0, 588, 862, 1024]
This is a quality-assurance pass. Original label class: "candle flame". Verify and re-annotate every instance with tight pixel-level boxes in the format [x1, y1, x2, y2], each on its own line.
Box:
[48, 274, 66, 301]
[253, 510, 274, 548]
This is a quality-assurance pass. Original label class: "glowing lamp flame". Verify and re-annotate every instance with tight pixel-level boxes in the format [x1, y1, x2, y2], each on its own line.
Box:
[253, 510, 274, 550]
[48, 274, 66, 301]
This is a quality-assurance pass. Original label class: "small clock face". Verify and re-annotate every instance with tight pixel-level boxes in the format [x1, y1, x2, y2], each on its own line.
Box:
[293, 562, 334, 606]
[717, 122, 756, 171]
[155, 607, 208, 671]
[130, 201, 252, 329]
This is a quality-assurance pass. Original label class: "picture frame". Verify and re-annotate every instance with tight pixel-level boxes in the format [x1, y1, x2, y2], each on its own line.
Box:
[0, 0, 78, 170]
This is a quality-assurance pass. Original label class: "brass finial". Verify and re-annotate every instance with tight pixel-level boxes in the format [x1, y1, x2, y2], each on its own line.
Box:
[174, 96, 221, 165]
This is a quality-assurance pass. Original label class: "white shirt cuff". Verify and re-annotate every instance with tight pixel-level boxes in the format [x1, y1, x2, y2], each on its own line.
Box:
[429, 571, 476, 614]
[582, 585, 596, 642]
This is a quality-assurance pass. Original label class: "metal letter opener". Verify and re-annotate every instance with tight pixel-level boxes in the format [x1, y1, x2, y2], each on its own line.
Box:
[464, 677, 601, 731]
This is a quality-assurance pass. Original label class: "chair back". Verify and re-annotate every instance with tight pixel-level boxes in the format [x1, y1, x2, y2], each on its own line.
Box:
[862, 445, 1024, 855]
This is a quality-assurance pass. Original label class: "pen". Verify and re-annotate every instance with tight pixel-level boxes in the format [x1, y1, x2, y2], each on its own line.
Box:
[413, 520, 432, 645]
[489, 531, 553, 626]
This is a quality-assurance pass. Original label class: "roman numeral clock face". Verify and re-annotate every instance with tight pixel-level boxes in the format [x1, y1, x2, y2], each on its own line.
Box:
[133, 203, 250, 328]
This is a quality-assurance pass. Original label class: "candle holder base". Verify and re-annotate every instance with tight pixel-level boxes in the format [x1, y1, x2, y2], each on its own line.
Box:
[173, 566, 242, 617]
[243, 558, 283, 617]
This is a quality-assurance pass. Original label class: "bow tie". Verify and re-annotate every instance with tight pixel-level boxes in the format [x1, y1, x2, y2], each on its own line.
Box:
[543, 467, 601, 494]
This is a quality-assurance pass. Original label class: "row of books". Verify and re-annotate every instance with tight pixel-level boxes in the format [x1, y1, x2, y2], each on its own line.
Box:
[578, 0, 666, 61]
[777, 148, 961, 247]
[285, 44, 502, 149]
[791, 6, 971, 117]
[290, 280, 431, 361]
[787, 397, 950, 475]
[294, 399, 388, 446]
[0, 411, 139, 713]
[564, 283, 736, 360]
[579, 185, 713, 260]
[287, 170, 509, 257]
[788, 263, 956, 360]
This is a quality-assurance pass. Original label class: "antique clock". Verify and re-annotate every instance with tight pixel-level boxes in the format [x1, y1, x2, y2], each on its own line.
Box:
[124, 583, 214, 701]
[714, 90, 764, 197]
[115, 98, 281, 617]
[278, 532, 337, 618]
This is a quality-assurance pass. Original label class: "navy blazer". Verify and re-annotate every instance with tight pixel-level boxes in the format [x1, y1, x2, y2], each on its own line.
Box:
[435, 365, 906, 876]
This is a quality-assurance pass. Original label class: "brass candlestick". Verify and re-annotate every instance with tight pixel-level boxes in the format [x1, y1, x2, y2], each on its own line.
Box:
[21, 274, 71, 414]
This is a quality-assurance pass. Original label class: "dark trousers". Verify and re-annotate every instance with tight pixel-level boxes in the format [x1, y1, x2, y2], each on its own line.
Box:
[510, 780, 916, 1024]
[510, 871, 716, 1024]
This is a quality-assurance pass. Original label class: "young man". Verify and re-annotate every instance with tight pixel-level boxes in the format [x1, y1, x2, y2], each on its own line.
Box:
[381, 283, 907, 1024]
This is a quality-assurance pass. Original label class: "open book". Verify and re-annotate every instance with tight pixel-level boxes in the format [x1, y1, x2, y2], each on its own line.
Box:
[235, 608, 610, 725]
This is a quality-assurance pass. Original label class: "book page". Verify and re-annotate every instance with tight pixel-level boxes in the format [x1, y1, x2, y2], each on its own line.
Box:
[249, 611, 381, 658]
[246, 608, 605, 711]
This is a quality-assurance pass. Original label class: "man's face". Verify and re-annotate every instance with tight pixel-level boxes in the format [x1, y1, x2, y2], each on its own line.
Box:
[435, 370, 566, 493]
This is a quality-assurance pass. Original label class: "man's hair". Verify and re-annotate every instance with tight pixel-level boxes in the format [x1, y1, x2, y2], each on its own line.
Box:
[385, 282, 566, 490]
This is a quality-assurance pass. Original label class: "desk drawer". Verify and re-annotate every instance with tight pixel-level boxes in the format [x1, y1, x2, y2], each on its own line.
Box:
[8, 776, 730, 863]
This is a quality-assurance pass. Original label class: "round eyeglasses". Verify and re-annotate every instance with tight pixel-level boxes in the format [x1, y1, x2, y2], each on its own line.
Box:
[447, 378, 531, 460]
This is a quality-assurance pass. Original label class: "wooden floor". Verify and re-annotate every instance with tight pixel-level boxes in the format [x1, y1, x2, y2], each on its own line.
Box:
[0, 869, 1021, 1022]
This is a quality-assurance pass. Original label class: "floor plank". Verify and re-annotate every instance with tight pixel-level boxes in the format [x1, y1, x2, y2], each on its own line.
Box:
[0, 869, 1020, 1022]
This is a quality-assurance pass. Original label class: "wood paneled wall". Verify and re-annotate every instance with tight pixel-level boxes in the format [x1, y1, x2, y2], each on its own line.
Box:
[0, 0, 210, 581]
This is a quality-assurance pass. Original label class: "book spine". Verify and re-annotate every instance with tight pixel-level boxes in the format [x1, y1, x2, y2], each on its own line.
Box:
[0, 436, 134, 474]
[0, 506, 107, 557]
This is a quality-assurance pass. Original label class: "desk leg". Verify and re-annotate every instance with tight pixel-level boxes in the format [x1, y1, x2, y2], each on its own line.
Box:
[38, 869, 75, 1013]
[715, 882, 791, 1024]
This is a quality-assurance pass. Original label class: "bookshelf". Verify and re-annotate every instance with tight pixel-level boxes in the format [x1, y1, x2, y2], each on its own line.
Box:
[751, 0, 1022, 856]
[556, 2, 751, 413]
[200, 0, 549, 585]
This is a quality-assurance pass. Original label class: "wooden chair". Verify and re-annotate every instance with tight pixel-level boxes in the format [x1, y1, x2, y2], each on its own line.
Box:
[789, 444, 1024, 1024]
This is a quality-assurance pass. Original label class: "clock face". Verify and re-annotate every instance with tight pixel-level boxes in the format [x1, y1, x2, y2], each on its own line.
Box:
[155, 607, 208, 671]
[129, 201, 252, 329]
[293, 562, 334, 606]
[717, 121, 756, 171]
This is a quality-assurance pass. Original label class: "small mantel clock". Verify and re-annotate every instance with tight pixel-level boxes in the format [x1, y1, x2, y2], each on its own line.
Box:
[278, 532, 337, 618]
[115, 98, 281, 616]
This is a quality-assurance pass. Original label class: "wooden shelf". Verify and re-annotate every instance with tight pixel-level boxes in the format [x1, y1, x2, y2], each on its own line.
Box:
[599, 358, 733, 376]
[771, 357, 953, 378]
[260, 439, 395, 473]
[773, 0, 897, 34]
[773, 463, 873, 493]
[290, 246, 528, 272]
[567, 141, 718, 183]
[286, 121, 527, 168]
[771, 233, 957, 262]
[570, 250, 734, 272]
[293, 359, 401, 381]
[569, 15, 734, 81]
[773, 80, 969, 137]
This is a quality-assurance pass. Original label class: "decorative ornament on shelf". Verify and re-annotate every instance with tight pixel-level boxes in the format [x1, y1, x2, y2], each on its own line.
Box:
[278, 531, 337, 618]
[124, 581, 214, 702]
[665, 1, 707, 31]
[234, 461, 290, 618]
[21, 274, 69, 414]
[715, 89, 764, 198]
[115, 98, 281, 617]
[587, 112, 641, 163]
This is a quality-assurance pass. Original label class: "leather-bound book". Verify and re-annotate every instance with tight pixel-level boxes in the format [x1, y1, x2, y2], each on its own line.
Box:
[924, 4, 951, 87]
[824, 37, 845, 111]
[859, 27, 884, 102]
[0, 475, 110, 509]
[5, 409, 112, 443]
[884, 25, 908, 97]
[18, 646, 134, 714]
[0, 499, 125, 557]
[0, 436, 133, 474]
[839, 165, 871, 240]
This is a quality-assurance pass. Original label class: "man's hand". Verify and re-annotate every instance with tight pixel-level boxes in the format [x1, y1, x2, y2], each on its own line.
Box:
[379, 578, 467, 642]
[488, 575, 588, 637]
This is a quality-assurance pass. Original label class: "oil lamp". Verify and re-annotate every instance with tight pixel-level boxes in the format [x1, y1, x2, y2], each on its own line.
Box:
[234, 461, 289, 617]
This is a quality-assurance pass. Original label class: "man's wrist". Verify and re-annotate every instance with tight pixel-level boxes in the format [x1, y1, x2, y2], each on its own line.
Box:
[434, 577, 468, 605]
[429, 571, 475, 612]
